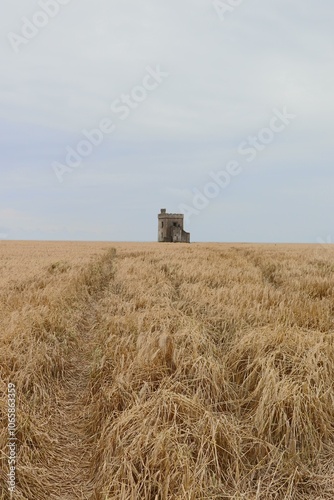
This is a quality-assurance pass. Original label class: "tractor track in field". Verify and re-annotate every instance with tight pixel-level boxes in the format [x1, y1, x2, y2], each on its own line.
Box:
[35, 252, 116, 500]
[45, 300, 99, 500]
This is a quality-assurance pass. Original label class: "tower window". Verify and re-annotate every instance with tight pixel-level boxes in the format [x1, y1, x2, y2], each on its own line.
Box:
[161, 221, 164, 228]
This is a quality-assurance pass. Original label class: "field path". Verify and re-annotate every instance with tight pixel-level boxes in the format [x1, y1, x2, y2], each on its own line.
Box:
[37, 252, 116, 500]
[46, 300, 99, 499]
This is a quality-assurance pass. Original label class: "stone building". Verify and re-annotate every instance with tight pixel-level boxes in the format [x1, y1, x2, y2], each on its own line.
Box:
[158, 209, 190, 243]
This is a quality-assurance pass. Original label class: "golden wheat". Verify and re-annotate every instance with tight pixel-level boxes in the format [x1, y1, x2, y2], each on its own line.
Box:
[1, 241, 334, 499]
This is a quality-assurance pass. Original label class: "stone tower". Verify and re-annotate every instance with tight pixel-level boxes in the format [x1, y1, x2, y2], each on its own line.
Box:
[158, 209, 190, 243]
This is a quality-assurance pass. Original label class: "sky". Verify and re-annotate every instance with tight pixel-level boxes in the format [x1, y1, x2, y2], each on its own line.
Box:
[0, 0, 333, 242]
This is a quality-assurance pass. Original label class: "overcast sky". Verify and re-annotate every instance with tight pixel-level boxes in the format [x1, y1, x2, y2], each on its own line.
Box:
[0, 0, 333, 242]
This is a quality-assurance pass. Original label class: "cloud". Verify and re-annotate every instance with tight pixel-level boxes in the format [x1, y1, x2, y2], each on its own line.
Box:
[0, 0, 333, 241]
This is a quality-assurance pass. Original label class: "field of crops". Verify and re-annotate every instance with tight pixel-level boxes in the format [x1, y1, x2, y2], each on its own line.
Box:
[1, 241, 334, 499]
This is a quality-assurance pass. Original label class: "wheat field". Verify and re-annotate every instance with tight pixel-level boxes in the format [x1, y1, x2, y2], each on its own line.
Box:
[1, 241, 334, 499]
